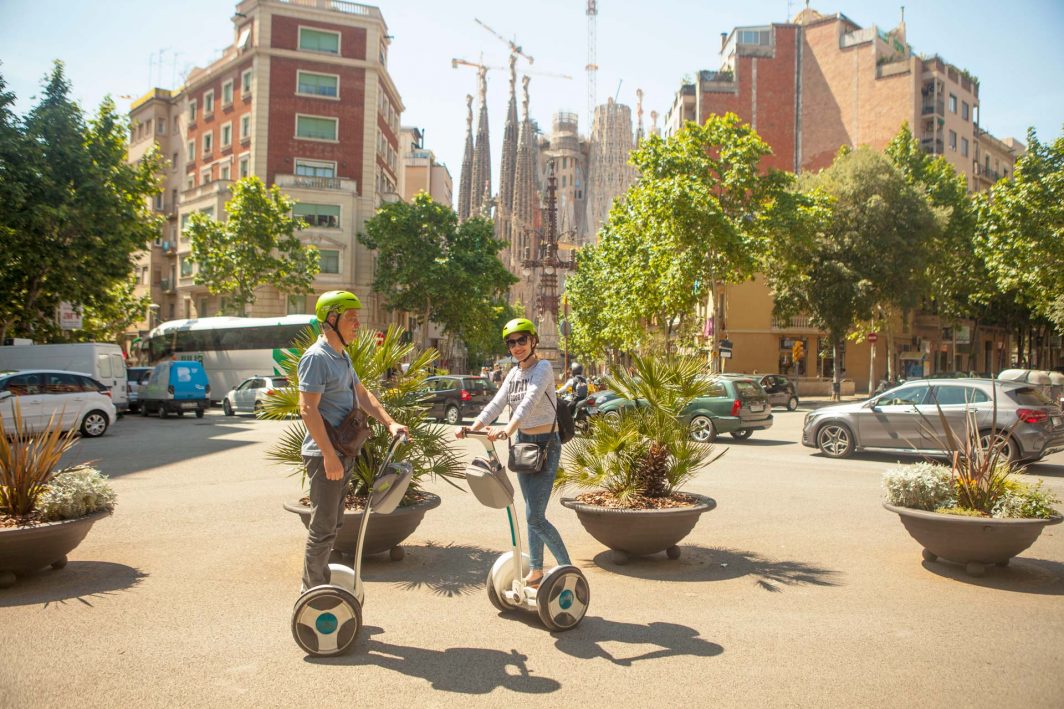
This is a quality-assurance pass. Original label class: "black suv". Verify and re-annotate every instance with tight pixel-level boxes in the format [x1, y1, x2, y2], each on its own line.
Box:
[421, 375, 498, 424]
[759, 374, 800, 411]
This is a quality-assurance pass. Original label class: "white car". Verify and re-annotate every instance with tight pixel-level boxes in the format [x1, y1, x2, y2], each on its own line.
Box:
[0, 369, 117, 437]
[223, 375, 288, 416]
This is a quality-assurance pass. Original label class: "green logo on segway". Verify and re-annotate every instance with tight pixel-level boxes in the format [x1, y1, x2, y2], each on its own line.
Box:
[559, 589, 574, 609]
[316, 612, 338, 634]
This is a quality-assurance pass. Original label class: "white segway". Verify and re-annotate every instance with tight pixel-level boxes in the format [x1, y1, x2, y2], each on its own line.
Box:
[462, 428, 589, 631]
[291, 432, 412, 656]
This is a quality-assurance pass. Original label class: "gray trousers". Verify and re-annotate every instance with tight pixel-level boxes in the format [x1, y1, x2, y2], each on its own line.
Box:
[302, 454, 355, 590]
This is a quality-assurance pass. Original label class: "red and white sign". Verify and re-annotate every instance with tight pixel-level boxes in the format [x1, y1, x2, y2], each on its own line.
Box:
[58, 302, 82, 330]
[375, 331, 386, 346]
[867, 333, 879, 343]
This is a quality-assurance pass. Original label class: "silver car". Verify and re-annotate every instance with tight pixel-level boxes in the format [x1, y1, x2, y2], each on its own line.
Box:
[223, 375, 288, 416]
[801, 378, 1064, 463]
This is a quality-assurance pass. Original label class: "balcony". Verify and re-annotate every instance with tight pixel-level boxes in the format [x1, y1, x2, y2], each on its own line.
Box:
[182, 179, 233, 201]
[921, 100, 945, 116]
[973, 162, 1001, 182]
[274, 173, 357, 192]
[771, 315, 819, 331]
[160, 278, 175, 293]
[920, 138, 944, 155]
[277, 0, 380, 18]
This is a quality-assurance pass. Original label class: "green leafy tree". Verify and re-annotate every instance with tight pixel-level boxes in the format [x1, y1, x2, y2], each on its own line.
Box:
[358, 192, 516, 354]
[0, 62, 162, 342]
[186, 177, 318, 315]
[771, 147, 937, 395]
[977, 128, 1064, 331]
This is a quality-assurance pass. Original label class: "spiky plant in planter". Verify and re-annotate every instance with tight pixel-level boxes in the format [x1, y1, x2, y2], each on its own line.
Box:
[262, 324, 465, 506]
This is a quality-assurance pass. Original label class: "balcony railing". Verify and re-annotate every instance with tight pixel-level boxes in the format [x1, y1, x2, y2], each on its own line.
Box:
[771, 315, 818, 330]
[182, 179, 233, 201]
[921, 100, 945, 116]
[920, 138, 944, 155]
[160, 278, 174, 293]
[277, 0, 379, 18]
[274, 173, 357, 192]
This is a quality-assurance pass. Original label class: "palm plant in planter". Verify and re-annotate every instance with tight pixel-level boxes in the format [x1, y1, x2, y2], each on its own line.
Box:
[883, 405, 1061, 577]
[557, 355, 724, 564]
[0, 404, 117, 588]
[264, 325, 464, 560]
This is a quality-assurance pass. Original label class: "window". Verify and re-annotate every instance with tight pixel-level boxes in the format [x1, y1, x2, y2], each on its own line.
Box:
[879, 385, 929, 406]
[948, 94, 957, 113]
[187, 140, 195, 162]
[201, 168, 211, 184]
[287, 295, 307, 314]
[240, 115, 251, 141]
[295, 159, 336, 178]
[221, 122, 232, 148]
[185, 175, 194, 191]
[299, 27, 340, 54]
[318, 250, 340, 274]
[220, 164, 230, 181]
[203, 89, 215, 115]
[961, 137, 969, 157]
[295, 115, 338, 141]
[203, 131, 213, 154]
[239, 154, 250, 178]
[171, 152, 178, 171]
[948, 130, 957, 151]
[241, 69, 252, 96]
[188, 100, 197, 122]
[180, 256, 194, 277]
[296, 71, 339, 98]
[156, 118, 166, 134]
[961, 101, 969, 121]
[739, 29, 770, 45]
[293, 203, 340, 228]
[929, 385, 988, 406]
[222, 80, 234, 107]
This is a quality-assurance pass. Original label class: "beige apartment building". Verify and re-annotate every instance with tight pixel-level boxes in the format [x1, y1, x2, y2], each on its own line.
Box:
[398, 126, 453, 205]
[665, 7, 1030, 392]
[125, 0, 403, 356]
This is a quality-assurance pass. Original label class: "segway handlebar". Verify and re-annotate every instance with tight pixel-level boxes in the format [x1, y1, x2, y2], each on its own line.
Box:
[378, 431, 410, 475]
[459, 427, 507, 440]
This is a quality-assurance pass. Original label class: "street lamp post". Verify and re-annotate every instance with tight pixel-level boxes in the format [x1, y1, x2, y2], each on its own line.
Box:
[520, 159, 575, 329]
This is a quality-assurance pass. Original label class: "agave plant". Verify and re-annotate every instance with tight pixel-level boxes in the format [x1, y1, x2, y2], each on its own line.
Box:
[557, 354, 724, 505]
[0, 402, 81, 520]
[262, 323, 464, 503]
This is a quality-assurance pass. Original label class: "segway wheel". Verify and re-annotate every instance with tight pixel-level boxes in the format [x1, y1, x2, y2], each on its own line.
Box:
[486, 551, 528, 611]
[291, 585, 362, 656]
[536, 566, 589, 632]
[486, 571, 510, 612]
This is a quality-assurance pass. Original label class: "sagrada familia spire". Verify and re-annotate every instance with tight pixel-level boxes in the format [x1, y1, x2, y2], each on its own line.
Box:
[495, 55, 520, 244]
[510, 75, 539, 272]
[457, 94, 474, 221]
[469, 67, 492, 218]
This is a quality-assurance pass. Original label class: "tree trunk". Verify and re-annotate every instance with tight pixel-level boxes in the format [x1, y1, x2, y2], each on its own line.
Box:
[422, 299, 431, 350]
[831, 334, 842, 401]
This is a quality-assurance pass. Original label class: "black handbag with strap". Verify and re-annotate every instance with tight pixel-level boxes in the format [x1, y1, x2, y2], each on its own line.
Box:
[322, 377, 372, 458]
[507, 385, 572, 473]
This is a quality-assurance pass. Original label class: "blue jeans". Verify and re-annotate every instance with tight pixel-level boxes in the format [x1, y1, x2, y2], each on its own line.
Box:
[515, 431, 571, 570]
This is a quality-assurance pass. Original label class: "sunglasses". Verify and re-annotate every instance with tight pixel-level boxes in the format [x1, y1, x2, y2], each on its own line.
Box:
[505, 334, 530, 348]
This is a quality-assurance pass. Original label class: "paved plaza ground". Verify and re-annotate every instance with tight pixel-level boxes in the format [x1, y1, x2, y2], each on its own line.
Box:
[2, 402, 1062, 707]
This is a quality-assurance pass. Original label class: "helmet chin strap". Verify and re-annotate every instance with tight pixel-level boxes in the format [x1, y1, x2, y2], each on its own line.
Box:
[325, 312, 349, 349]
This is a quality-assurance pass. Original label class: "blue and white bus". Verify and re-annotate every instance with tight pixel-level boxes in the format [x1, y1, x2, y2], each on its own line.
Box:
[145, 315, 319, 402]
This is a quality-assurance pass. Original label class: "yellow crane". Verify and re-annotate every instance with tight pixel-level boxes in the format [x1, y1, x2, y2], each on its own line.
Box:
[474, 18, 534, 65]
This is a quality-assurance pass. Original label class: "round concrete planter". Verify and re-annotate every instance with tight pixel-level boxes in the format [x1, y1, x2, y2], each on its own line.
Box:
[284, 492, 441, 561]
[561, 494, 717, 564]
[0, 510, 112, 588]
[884, 503, 1063, 577]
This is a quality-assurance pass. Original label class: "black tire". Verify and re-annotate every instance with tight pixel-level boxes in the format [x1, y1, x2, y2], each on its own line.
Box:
[536, 566, 589, 632]
[730, 429, 753, 440]
[254, 401, 263, 414]
[176, 410, 185, 417]
[444, 405, 460, 425]
[223, 399, 234, 416]
[486, 570, 510, 613]
[689, 415, 717, 443]
[291, 586, 362, 656]
[787, 396, 799, 411]
[140, 403, 150, 417]
[80, 410, 109, 438]
[159, 406, 169, 419]
[816, 421, 854, 458]
[195, 408, 205, 419]
[979, 430, 1020, 464]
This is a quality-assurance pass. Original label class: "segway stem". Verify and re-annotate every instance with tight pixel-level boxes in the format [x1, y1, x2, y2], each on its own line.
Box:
[353, 432, 409, 586]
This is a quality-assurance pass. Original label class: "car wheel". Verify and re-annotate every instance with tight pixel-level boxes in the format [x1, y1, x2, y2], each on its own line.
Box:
[979, 430, 1019, 464]
[689, 416, 717, 443]
[254, 401, 264, 415]
[195, 408, 205, 419]
[80, 410, 109, 438]
[159, 406, 169, 419]
[816, 422, 854, 458]
[223, 399, 234, 416]
[730, 428, 753, 440]
[140, 403, 150, 417]
[787, 396, 799, 411]
[444, 405, 460, 425]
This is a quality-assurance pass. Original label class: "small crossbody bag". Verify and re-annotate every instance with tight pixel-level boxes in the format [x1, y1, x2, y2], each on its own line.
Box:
[323, 374, 372, 459]
[507, 380, 559, 474]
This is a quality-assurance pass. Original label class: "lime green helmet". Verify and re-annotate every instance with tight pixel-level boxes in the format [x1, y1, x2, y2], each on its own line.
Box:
[315, 290, 362, 322]
[502, 318, 537, 340]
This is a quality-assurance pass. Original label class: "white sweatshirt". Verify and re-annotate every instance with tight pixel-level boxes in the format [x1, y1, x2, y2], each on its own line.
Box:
[474, 359, 558, 430]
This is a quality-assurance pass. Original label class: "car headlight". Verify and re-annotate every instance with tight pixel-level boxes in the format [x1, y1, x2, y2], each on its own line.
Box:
[803, 412, 817, 427]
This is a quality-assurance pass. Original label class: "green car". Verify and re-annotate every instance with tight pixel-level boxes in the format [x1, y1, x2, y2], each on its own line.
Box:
[589, 375, 774, 442]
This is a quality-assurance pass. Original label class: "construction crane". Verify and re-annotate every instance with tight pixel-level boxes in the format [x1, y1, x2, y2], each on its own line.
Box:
[474, 18, 534, 65]
[586, 1, 598, 130]
[452, 59, 571, 81]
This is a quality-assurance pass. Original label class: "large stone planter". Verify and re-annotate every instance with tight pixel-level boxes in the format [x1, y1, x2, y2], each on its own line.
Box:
[884, 503, 1063, 577]
[284, 492, 441, 561]
[561, 494, 717, 564]
[0, 510, 112, 588]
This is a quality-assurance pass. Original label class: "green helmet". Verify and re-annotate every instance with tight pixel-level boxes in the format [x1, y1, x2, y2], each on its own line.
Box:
[502, 318, 537, 339]
[315, 290, 362, 322]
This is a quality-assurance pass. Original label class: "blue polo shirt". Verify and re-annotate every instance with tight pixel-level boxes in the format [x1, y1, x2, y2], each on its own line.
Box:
[298, 337, 360, 456]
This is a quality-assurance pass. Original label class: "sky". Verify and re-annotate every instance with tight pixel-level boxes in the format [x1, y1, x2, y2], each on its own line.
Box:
[2, 0, 1063, 196]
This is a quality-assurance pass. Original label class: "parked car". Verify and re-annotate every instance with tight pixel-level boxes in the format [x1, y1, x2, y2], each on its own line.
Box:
[0, 369, 116, 437]
[591, 375, 774, 442]
[223, 375, 288, 416]
[758, 374, 800, 410]
[420, 375, 498, 424]
[139, 360, 211, 418]
[0, 342, 129, 412]
[574, 389, 619, 433]
[801, 378, 1064, 463]
[126, 366, 153, 413]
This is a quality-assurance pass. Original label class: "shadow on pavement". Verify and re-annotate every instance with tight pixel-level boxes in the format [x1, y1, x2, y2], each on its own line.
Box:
[1021, 461, 1064, 478]
[726, 437, 792, 447]
[361, 540, 499, 598]
[589, 545, 842, 591]
[309, 626, 561, 694]
[553, 618, 724, 666]
[920, 556, 1064, 595]
[0, 561, 147, 608]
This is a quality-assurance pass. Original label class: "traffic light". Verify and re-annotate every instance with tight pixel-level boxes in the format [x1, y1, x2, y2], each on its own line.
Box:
[792, 340, 805, 363]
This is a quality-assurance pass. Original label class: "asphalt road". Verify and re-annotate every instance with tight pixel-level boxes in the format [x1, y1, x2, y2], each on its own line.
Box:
[2, 403, 1063, 707]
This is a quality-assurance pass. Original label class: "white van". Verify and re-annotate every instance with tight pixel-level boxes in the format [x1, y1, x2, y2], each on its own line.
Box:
[0, 343, 129, 412]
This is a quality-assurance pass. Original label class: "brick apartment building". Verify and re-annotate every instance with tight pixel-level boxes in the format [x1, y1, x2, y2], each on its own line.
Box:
[125, 0, 403, 355]
[663, 6, 1033, 392]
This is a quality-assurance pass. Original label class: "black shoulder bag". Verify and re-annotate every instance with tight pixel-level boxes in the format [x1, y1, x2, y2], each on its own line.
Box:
[322, 372, 372, 459]
[507, 380, 572, 474]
